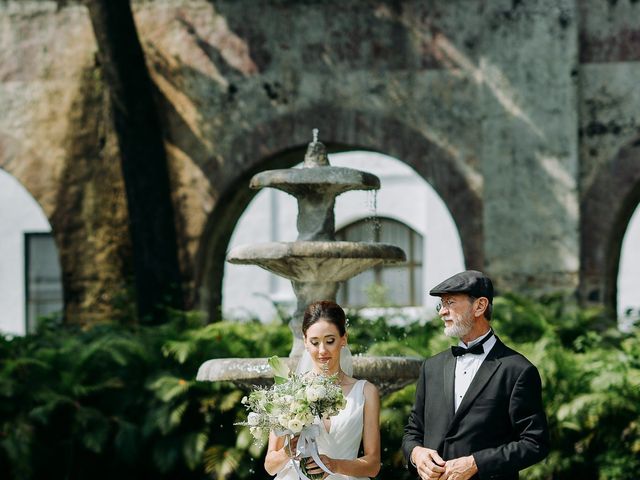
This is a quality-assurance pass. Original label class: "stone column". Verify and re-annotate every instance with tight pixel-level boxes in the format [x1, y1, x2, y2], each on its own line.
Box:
[480, 0, 580, 296]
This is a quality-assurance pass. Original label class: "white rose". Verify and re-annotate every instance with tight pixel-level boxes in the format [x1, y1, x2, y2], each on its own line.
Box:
[287, 418, 304, 434]
[305, 387, 319, 402]
[282, 395, 294, 404]
[247, 412, 260, 426]
[314, 386, 327, 400]
[308, 386, 324, 402]
[306, 385, 327, 402]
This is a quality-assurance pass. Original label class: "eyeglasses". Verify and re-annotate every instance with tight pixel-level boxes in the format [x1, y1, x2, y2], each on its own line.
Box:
[436, 299, 456, 313]
[436, 296, 478, 313]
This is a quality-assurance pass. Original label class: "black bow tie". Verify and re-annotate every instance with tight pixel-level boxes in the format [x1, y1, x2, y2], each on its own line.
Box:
[451, 330, 494, 357]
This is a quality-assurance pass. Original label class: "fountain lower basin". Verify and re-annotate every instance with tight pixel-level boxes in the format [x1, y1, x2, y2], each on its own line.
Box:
[196, 355, 423, 396]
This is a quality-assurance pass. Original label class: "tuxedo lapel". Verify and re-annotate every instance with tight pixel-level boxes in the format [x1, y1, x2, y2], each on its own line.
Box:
[442, 353, 456, 421]
[448, 340, 504, 429]
[437, 353, 456, 454]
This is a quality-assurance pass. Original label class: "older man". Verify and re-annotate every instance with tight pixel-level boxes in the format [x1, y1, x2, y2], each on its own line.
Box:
[402, 270, 549, 480]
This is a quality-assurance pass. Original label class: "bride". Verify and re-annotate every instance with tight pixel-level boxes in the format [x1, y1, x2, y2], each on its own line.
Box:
[264, 300, 381, 479]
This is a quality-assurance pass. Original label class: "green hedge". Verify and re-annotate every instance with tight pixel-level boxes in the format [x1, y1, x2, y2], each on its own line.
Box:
[1, 296, 638, 479]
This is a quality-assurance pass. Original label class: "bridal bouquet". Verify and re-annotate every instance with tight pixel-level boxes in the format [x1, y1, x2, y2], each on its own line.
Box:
[237, 356, 347, 479]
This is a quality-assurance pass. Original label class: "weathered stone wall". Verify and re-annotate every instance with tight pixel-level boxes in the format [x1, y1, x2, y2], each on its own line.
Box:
[0, 2, 132, 323]
[1, 0, 639, 322]
[577, 0, 640, 309]
[477, 0, 579, 296]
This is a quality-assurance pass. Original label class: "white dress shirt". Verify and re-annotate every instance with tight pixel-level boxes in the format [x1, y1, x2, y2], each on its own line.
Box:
[454, 330, 496, 412]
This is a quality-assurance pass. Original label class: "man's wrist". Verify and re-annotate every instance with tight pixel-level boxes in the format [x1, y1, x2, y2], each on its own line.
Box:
[410, 446, 421, 466]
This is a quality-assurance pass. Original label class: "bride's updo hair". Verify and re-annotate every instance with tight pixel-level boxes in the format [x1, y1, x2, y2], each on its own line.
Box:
[302, 300, 347, 337]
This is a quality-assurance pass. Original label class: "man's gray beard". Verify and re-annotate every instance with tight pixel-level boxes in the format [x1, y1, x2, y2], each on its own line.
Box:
[444, 316, 474, 338]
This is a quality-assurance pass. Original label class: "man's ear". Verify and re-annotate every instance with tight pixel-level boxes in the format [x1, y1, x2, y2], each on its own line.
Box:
[474, 297, 489, 318]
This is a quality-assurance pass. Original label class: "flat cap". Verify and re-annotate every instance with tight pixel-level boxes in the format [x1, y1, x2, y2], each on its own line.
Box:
[429, 270, 494, 303]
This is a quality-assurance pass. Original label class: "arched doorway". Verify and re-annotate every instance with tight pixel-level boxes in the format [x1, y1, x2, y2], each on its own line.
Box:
[221, 151, 465, 320]
[0, 170, 62, 335]
[580, 136, 640, 317]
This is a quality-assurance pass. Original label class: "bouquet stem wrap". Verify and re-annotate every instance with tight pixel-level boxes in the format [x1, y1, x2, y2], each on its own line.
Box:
[286, 425, 335, 480]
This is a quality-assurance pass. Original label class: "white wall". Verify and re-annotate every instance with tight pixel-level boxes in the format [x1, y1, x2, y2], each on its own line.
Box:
[618, 205, 640, 329]
[222, 151, 465, 321]
[0, 170, 52, 335]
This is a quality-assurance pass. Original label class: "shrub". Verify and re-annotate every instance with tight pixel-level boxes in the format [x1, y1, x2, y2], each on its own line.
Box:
[0, 296, 638, 479]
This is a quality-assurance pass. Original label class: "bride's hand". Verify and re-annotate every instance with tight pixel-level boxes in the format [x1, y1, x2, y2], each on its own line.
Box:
[304, 455, 334, 478]
[290, 436, 300, 455]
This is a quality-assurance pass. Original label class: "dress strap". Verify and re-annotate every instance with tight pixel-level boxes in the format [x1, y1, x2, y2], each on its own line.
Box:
[353, 378, 367, 398]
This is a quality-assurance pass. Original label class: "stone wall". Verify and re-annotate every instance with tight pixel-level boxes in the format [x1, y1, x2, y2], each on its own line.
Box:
[0, 0, 639, 322]
[0, 2, 131, 323]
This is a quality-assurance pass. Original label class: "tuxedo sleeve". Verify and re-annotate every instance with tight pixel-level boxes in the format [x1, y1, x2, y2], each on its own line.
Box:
[402, 360, 427, 471]
[473, 364, 550, 478]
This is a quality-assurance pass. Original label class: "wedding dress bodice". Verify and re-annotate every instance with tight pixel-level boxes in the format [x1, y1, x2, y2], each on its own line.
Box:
[274, 379, 368, 480]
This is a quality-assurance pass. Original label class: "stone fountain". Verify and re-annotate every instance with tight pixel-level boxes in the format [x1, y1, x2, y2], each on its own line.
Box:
[197, 130, 422, 394]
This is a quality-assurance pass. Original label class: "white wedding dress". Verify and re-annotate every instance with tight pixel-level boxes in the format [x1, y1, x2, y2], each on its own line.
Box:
[274, 379, 369, 480]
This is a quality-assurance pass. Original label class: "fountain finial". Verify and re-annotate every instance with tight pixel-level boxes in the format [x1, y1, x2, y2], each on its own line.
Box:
[304, 128, 330, 167]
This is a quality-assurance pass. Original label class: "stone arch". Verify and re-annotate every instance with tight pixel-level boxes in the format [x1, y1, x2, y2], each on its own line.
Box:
[580, 135, 640, 314]
[0, 133, 53, 217]
[195, 107, 483, 320]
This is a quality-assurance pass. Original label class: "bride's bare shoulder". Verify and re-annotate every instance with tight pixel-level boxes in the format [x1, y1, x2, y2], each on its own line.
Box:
[362, 380, 380, 399]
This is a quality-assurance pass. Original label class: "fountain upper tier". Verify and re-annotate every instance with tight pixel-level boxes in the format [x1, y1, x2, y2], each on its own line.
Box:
[250, 137, 383, 242]
[229, 133, 406, 278]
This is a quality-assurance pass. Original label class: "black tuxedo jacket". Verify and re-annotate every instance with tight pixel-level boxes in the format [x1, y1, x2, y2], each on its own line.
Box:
[402, 338, 549, 479]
